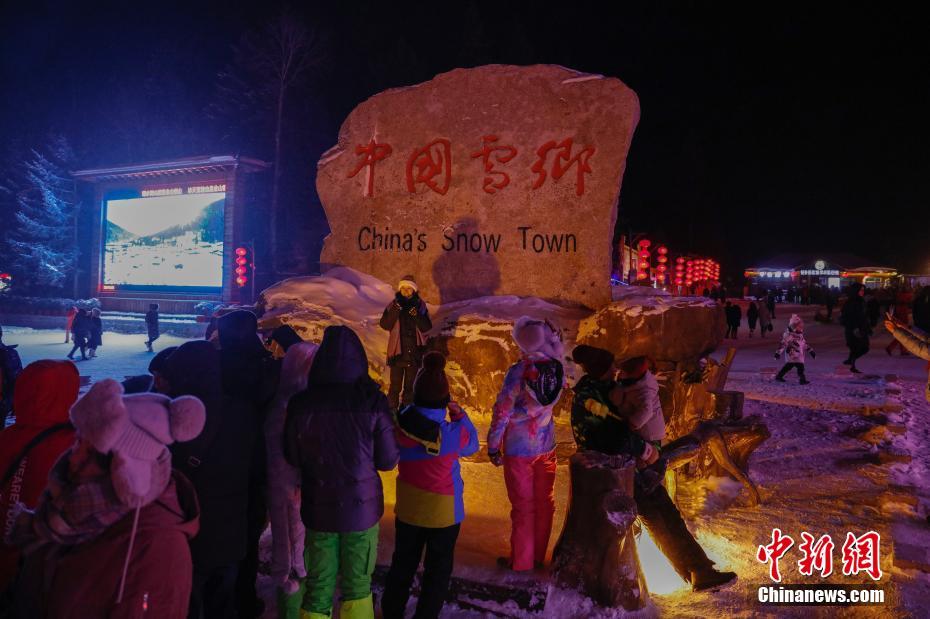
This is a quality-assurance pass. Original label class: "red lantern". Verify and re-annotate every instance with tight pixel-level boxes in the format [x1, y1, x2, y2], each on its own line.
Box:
[235, 247, 247, 257]
[236, 276, 247, 286]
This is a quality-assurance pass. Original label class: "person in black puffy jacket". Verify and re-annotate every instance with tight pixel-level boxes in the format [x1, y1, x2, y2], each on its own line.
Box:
[285, 325, 399, 618]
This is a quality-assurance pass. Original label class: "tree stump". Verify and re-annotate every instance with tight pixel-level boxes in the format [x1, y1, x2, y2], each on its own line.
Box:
[551, 451, 648, 611]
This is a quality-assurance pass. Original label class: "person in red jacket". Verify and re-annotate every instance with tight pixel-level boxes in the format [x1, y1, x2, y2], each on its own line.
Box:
[0, 359, 78, 591]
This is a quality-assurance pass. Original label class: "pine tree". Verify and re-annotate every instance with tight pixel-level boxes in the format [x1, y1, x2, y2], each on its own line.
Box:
[1, 135, 79, 293]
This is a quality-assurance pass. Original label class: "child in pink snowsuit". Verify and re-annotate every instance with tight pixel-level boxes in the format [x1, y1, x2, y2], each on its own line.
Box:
[487, 317, 564, 571]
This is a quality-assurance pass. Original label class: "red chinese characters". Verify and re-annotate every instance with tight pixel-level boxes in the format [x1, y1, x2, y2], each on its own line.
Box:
[531, 138, 596, 196]
[406, 139, 452, 195]
[757, 528, 795, 583]
[347, 139, 393, 197]
[841, 531, 882, 580]
[471, 135, 517, 194]
[797, 532, 835, 578]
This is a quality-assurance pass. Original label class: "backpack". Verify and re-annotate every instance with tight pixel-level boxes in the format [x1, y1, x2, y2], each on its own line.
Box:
[525, 359, 564, 406]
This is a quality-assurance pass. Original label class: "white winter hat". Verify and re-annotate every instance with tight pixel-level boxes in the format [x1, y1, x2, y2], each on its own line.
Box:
[397, 275, 418, 292]
[789, 314, 804, 331]
[512, 316, 563, 358]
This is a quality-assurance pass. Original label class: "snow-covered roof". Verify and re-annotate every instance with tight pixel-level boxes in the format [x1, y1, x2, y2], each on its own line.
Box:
[72, 155, 270, 182]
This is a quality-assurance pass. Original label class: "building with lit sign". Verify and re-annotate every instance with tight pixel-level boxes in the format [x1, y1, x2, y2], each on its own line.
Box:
[744, 253, 898, 298]
[73, 155, 269, 312]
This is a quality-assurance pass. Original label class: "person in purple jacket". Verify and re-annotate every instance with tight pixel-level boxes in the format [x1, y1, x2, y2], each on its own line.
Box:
[284, 325, 399, 619]
[487, 317, 565, 572]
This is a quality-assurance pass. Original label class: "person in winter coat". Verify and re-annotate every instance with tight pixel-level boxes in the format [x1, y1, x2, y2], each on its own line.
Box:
[747, 302, 760, 338]
[379, 276, 432, 411]
[67, 309, 90, 361]
[0, 360, 78, 591]
[284, 325, 399, 619]
[570, 346, 647, 458]
[886, 288, 915, 356]
[145, 303, 160, 352]
[265, 338, 318, 618]
[885, 315, 930, 403]
[488, 317, 564, 572]
[775, 314, 815, 384]
[569, 345, 736, 591]
[724, 302, 741, 339]
[8, 379, 205, 619]
[161, 340, 253, 619]
[866, 292, 881, 329]
[610, 357, 666, 449]
[757, 300, 773, 337]
[64, 306, 77, 344]
[216, 310, 281, 619]
[913, 286, 930, 333]
[841, 283, 871, 374]
[382, 352, 479, 619]
[122, 346, 178, 395]
[0, 325, 23, 420]
[766, 291, 777, 319]
[87, 308, 103, 359]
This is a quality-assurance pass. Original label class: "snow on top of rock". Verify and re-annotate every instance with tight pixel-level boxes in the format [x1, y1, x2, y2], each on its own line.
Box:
[610, 285, 717, 316]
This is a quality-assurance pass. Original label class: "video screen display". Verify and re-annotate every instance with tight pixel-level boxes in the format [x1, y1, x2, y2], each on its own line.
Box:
[103, 191, 225, 290]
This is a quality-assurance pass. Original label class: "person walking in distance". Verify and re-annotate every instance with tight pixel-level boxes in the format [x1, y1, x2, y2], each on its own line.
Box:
[87, 308, 103, 359]
[64, 306, 77, 344]
[145, 303, 160, 352]
[379, 276, 432, 411]
[747, 301, 759, 338]
[66, 309, 90, 361]
[841, 283, 871, 374]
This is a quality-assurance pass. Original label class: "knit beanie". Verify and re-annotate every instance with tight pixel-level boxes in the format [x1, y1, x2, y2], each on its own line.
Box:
[70, 379, 206, 506]
[572, 345, 615, 379]
[413, 351, 451, 409]
[617, 356, 649, 381]
[398, 275, 418, 293]
[788, 314, 804, 332]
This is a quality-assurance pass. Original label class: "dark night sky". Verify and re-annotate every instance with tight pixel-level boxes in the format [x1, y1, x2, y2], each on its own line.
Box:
[1, 1, 927, 278]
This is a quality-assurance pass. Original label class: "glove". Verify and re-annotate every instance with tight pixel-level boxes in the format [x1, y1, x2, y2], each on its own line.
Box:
[584, 398, 610, 419]
[391, 301, 402, 311]
[809, 350, 816, 359]
[448, 401, 466, 422]
[488, 449, 503, 467]
[408, 307, 418, 317]
[774, 353, 780, 360]
[637, 442, 659, 467]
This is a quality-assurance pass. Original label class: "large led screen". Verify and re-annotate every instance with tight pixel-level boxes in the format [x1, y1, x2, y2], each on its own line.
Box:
[103, 192, 225, 290]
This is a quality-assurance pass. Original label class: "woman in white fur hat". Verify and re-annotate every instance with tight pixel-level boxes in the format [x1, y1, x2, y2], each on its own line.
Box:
[8, 379, 205, 618]
[487, 316, 565, 572]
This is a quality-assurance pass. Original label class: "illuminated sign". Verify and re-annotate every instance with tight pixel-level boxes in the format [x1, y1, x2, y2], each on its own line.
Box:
[799, 269, 840, 276]
[815, 260, 826, 270]
[140, 184, 226, 198]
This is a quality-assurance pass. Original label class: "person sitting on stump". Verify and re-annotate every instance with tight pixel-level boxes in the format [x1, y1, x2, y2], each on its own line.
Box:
[570, 344, 737, 592]
[379, 275, 432, 411]
[382, 351, 479, 619]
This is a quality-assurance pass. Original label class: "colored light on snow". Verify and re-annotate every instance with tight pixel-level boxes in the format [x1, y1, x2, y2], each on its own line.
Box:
[637, 521, 689, 594]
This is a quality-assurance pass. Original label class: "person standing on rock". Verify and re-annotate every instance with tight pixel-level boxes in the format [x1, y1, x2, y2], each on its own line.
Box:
[841, 283, 871, 374]
[488, 317, 564, 572]
[379, 275, 432, 411]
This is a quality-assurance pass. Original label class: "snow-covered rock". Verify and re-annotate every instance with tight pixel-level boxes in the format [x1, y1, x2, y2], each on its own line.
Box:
[579, 288, 725, 363]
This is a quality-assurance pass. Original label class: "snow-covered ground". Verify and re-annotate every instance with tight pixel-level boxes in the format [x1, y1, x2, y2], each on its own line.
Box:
[4, 304, 929, 617]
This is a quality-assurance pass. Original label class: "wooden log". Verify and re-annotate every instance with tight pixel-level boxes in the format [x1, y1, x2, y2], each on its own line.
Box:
[551, 451, 648, 611]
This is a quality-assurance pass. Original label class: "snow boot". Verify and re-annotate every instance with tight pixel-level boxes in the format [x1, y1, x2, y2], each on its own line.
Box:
[145, 341, 153, 352]
[775, 376, 786, 382]
[339, 594, 373, 619]
[800, 379, 810, 385]
[691, 568, 737, 591]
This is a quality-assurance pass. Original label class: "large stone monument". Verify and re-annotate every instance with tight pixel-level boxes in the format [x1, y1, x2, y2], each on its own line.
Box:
[316, 64, 640, 309]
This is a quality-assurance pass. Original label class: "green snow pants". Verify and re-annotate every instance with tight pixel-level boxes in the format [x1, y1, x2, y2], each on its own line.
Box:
[303, 523, 379, 618]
